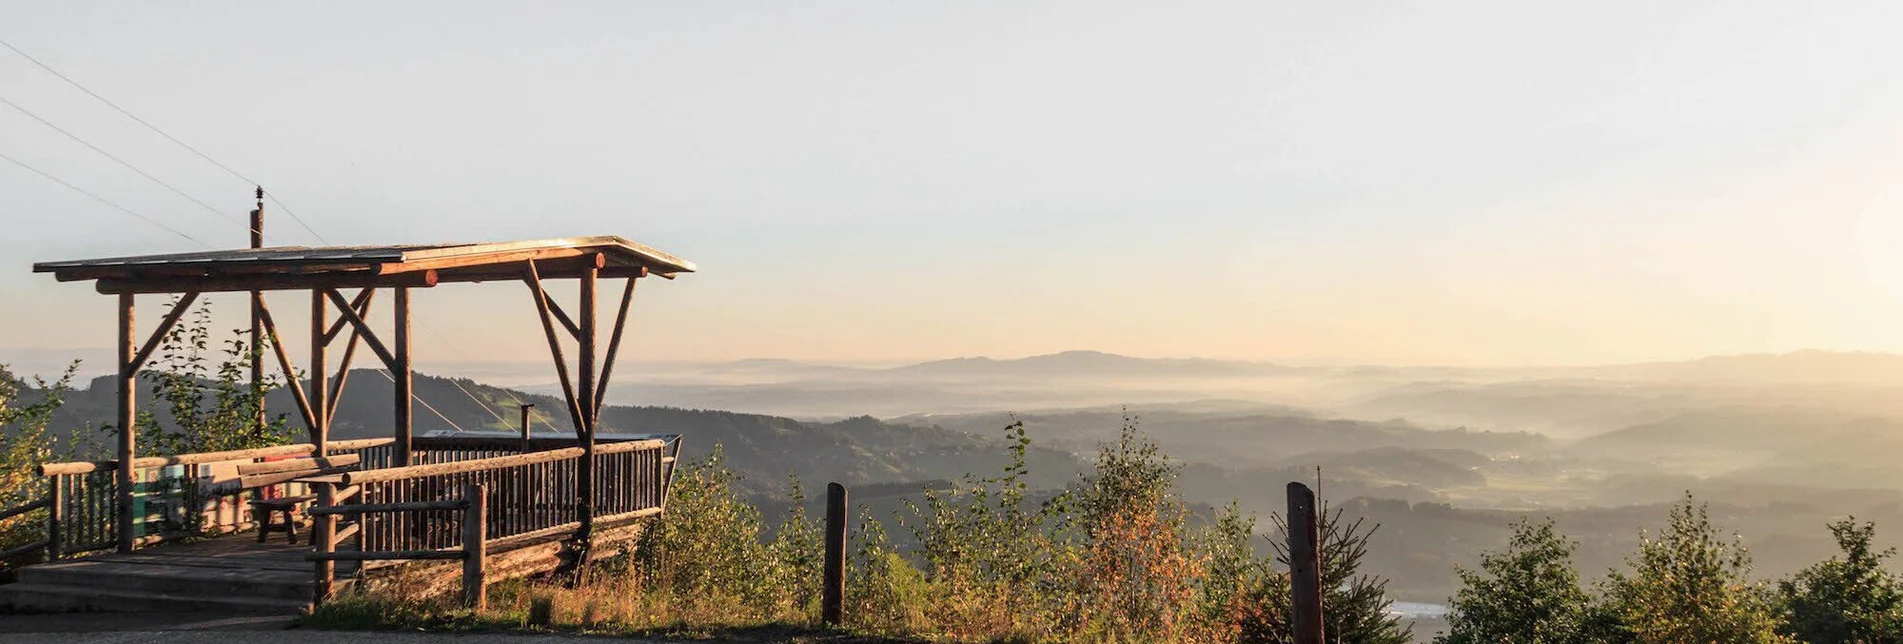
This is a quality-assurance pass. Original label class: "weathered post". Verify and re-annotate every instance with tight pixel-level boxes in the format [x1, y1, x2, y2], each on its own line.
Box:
[314, 482, 336, 603]
[116, 292, 136, 553]
[1288, 482, 1324, 644]
[463, 483, 487, 610]
[46, 477, 63, 561]
[518, 404, 535, 451]
[823, 482, 848, 626]
[250, 188, 265, 437]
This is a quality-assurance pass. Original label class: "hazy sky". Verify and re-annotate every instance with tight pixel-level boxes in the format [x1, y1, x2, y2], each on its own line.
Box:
[3, 1, 1903, 371]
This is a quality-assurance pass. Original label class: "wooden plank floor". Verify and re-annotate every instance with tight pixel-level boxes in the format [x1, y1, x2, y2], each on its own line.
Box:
[0, 533, 342, 613]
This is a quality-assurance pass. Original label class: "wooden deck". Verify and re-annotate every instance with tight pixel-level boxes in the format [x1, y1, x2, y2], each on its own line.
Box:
[0, 533, 335, 614]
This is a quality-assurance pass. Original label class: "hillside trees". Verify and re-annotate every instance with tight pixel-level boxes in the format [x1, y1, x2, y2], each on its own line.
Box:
[0, 363, 75, 558]
[1778, 518, 1903, 643]
[1602, 494, 1790, 643]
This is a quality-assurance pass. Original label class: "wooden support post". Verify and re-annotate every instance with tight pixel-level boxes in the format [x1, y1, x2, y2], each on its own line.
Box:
[576, 259, 597, 544]
[593, 275, 639, 421]
[462, 483, 487, 610]
[46, 477, 63, 561]
[314, 482, 336, 603]
[519, 404, 535, 451]
[823, 482, 847, 627]
[258, 300, 320, 433]
[115, 293, 136, 553]
[1288, 482, 1324, 644]
[394, 286, 413, 466]
[251, 189, 265, 437]
[325, 290, 373, 423]
[310, 290, 328, 451]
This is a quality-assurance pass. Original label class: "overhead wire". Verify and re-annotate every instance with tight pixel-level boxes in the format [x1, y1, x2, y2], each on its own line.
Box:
[3, 37, 578, 432]
[0, 36, 329, 244]
[0, 92, 246, 230]
[0, 148, 209, 246]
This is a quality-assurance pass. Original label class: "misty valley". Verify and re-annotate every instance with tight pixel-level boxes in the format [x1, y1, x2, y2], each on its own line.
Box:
[13, 348, 1903, 627]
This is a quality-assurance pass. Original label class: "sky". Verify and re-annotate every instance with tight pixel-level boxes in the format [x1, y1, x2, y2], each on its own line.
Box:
[3, 1, 1903, 374]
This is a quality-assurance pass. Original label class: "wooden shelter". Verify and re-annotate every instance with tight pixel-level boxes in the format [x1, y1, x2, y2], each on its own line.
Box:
[2, 222, 694, 610]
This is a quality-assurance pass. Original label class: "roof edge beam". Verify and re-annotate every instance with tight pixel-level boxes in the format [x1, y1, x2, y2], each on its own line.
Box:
[95, 270, 439, 295]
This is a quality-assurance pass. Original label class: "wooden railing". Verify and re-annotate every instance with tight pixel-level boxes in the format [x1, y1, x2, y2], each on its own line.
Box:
[308, 483, 489, 609]
[305, 435, 679, 605]
[9, 438, 397, 560]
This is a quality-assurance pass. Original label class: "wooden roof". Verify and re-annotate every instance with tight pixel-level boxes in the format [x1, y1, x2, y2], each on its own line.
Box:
[35, 236, 695, 294]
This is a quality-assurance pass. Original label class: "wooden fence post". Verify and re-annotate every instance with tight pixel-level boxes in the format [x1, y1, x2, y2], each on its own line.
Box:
[823, 482, 847, 627]
[463, 483, 487, 610]
[1288, 482, 1324, 644]
[47, 477, 63, 561]
[314, 482, 337, 603]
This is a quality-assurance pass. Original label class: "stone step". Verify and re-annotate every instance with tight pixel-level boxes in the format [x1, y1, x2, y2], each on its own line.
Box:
[0, 582, 310, 614]
[19, 559, 316, 602]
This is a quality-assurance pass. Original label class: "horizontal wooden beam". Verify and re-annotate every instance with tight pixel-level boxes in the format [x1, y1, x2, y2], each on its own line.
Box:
[96, 270, 437, 295]
[308, 499, 470, 515]
[0, 497, 50, 522]
[38, 440, 390, 475]
[483, 507, 660, 553]
[53, 262, 379, 282]
[234, 454, 360, 476]
[0, 539, 53, 562]
[239, 464, 358, 489]
[307, 549, 467, 561]
[376, 247, 587, 275]
[341, 447, 585, 486]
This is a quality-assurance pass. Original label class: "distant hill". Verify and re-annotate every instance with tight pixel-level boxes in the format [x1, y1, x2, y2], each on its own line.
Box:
[5, 369, 1082, 498]
[886, 350, 1294, 379]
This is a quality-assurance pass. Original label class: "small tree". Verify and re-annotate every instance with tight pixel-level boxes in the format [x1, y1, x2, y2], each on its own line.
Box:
[1438, 518, 1593, 644]
[1238, 503, 1411, 644]
[1599, 493, 1791, 644]
[1072, 415, 1200, 641]
[141, 300, 289, 455]
[1779, 518, 1903, 644]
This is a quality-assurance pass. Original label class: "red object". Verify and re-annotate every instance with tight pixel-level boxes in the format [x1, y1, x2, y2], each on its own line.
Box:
[257, 454, 296, 500]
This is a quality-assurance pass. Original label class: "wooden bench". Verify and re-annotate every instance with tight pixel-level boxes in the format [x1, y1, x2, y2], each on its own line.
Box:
[234, 454, 364, 545]
[250, 495, 317, 544]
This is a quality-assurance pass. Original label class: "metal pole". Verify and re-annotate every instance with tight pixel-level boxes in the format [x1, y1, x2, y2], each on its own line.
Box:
[823, 482, 848, 626]
[1288, 482, 1324, 644]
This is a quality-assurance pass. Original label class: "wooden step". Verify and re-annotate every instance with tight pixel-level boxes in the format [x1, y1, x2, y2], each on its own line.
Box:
[19, 559, 316, 602]
[0, 582, 310, 614]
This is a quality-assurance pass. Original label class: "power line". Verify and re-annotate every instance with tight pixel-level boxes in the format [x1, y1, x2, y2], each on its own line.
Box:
[1, 38, 559, 430]
[0, 148, 208, 246]
[0, 36, 329, 244]
[0, 92, 246, 230]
